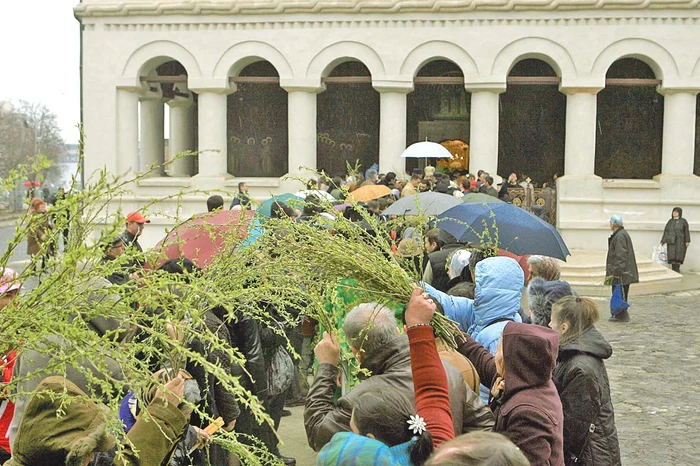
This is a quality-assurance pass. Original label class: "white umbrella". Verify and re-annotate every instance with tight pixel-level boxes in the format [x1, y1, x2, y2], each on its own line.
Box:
[401, 141, 453, 159]
[295, 190, 336, 201]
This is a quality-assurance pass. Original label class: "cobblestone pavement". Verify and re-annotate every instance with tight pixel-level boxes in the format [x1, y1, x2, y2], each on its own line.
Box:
[278, 290, 700, 466]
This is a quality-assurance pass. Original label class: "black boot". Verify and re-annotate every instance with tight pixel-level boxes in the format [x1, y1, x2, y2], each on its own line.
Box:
[609, 309, 630, 322]
[277, 455, 296, 466]
[672, 263, 681, 273]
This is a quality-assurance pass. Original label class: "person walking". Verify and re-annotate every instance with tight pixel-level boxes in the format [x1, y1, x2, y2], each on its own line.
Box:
[26, 197, 54, 274]
[605, 215, 638, 322]
[548, 296, 621, 466]
[661, 207, 690, 273]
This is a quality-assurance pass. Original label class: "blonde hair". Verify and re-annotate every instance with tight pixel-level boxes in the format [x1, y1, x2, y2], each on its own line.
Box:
[551, 296, 600, 345]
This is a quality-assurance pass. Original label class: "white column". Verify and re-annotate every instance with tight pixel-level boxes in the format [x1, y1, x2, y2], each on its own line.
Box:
[195, 91, 229, 177]
[376, 87, 411, 177]
[468, 89, 502, 175]
[167, 97, 194, 177]
[116, 88, 139, 175]
[139, 92, 165, 177]
[661, 91, 698, 175]
[563, 90, 599, 176]
[285, 88, 319, 175]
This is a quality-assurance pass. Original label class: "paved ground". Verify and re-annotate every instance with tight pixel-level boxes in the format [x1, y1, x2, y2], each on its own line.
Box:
[3, 221, 697, 465]
[277, 290, 700, 466]
[0, 220, 31, 270]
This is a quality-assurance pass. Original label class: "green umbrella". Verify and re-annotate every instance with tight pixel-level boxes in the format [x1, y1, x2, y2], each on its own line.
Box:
[461, 192, 504, 204]
[258, 193, 304, 218]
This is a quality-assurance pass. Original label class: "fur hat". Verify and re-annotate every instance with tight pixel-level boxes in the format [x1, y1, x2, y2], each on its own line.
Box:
[528, 278, 574, 327]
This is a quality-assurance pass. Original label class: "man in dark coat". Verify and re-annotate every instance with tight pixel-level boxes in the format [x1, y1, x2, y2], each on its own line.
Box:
[118, 211, 149, 272]
[423, 230, 478, 293]
[661, 207, 691, 273]
[605, 215, 638, 322]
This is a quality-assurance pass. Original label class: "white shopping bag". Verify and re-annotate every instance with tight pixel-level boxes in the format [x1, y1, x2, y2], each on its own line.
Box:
[652, 244, 668, 265]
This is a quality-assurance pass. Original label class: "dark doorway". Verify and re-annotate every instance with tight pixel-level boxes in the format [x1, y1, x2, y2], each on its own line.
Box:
[595, 58, 663, 179]
[407, 60, 470, 173]
[498, 59, 565, 187]
[317, 62, 379, 177]
[227, 61, 288, 177]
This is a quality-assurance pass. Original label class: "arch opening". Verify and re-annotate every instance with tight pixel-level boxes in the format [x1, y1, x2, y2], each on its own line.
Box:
[407, 60, 470, 174]
[226, 61, 288, 177]
[139, 59, 197, 177]
[316, 61, 379, 177]
[498, 59, 565, 188]
[595, 58, 663, 179]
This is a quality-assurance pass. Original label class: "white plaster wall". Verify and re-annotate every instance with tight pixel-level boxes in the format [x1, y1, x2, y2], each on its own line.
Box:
[77, 5, 700, 257]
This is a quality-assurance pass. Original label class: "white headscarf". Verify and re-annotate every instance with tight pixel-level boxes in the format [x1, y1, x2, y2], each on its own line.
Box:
[448, 249, 472, 280]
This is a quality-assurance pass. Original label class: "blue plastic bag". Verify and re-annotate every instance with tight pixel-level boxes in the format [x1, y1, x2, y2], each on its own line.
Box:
[610, 284, 630, 316]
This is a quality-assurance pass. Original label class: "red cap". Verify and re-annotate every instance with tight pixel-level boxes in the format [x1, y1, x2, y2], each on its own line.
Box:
[125, 211, 150, 224]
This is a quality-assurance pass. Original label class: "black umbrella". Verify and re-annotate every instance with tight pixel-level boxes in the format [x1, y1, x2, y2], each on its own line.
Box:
[437, 203, 570, 260]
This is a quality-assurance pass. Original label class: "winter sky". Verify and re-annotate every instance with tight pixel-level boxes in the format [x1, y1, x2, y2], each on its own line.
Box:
[1, 0, 80, 144]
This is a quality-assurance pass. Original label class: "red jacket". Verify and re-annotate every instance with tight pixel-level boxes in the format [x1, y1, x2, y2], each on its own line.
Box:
[459, 322, 565, 466]
[0, 350, 17, 453]
[407, 326, 454, 448]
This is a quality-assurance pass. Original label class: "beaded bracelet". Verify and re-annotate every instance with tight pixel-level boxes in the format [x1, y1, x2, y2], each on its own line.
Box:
[406, 323, 433, 330]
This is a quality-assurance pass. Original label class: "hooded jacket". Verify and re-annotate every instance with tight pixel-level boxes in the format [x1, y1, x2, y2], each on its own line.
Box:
[9, 278, 127, 446]
[425, 257, 524, 351]
[661, 207, 691, 264]
[425, 257, 524, 402]
[458, 322, 565, 466]
[304, 334, 494, 452]
[554, 327, 621, 466]
[527, 278, 574, 327]
[6, 376, 187, 466]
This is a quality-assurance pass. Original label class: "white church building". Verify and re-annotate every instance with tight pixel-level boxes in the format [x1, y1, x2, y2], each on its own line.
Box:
[75, 0, 700, 270]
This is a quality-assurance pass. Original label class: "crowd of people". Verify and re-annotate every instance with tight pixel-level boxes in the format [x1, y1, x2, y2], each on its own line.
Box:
[1, 165, 691, 466]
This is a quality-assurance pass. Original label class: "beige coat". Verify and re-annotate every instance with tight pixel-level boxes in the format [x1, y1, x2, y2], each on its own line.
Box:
[26, 212, 52, 256]
[437, 338, 480, 394]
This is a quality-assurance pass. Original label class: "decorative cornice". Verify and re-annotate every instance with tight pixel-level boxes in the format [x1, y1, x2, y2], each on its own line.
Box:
[94, 15, 700, 31]
[74, 0, 700, 19]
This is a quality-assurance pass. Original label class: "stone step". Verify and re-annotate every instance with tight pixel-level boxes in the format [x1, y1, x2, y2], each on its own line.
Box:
[555, 248, 688, 296]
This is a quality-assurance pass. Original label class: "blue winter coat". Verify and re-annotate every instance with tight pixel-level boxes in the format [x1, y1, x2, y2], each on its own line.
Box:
[424, 256, 524, 402]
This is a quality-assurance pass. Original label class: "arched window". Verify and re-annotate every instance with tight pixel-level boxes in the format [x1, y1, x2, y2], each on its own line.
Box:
[139, 60, 196, 177]
[498, 59, 565, 186]
[407, 60, 469, 174]
[595, 58, 663, 179]
[227, 61, 288, 177]
[317, 62, 379, 177]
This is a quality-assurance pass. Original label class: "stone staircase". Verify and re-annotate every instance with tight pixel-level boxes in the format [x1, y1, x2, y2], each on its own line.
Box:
[558, 249, 683, 297]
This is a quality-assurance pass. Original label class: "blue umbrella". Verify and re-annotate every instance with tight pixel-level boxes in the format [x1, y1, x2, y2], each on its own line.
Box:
[383, 192, 461, 217]
[436, 203, 570, 260]
[258, 193, 303, 218]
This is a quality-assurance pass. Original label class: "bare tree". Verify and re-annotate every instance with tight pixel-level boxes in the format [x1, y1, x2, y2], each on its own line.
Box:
[0, 100, 65, 179]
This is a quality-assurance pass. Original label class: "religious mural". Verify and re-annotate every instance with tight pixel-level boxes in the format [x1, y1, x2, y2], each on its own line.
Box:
[227, 62, 288, 177]
[317, 62, 379, 177]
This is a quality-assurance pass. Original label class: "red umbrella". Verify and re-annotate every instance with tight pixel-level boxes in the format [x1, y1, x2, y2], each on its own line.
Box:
[151, 210, 255, 269]
[23, 181, 41, 187]
[498, 249, 531, 282]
